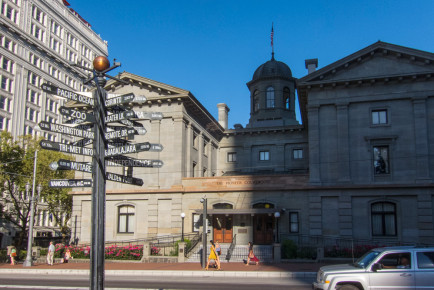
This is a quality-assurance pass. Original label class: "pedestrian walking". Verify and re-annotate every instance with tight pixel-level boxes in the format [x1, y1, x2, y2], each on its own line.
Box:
[9, 246, 17, 265]
[246, 242, 259, 266]
[215, 240, 221, 268]
[205, 240, 221, 270]
[47, 241, 55, 265]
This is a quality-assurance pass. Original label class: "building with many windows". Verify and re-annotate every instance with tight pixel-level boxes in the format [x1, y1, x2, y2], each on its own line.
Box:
[0, 0, 107, 247]
[0, 0, 107, 140]
[71, 41, 434, 251]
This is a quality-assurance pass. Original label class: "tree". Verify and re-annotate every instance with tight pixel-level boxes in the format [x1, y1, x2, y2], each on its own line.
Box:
[0, 131, 74, 248]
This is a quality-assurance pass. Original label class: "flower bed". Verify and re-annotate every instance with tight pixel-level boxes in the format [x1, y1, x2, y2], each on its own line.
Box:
[52, 244, 144, 260]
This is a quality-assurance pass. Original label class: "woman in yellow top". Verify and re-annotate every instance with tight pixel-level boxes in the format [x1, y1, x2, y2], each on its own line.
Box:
[205, 240, 221, 270]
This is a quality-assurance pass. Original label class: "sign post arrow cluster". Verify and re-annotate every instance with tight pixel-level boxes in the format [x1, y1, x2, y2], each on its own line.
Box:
[41, 83, 164, 188]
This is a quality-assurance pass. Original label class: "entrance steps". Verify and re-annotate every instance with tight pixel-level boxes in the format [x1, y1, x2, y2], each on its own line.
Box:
[186, 244, 273, 263]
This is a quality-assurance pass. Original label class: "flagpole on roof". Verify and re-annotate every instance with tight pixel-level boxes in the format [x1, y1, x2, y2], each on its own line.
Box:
[271, 22, 274, 60]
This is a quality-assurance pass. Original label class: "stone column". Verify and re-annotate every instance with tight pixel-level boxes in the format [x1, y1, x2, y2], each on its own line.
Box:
[177, 242, 186, 263]
[186, 123, 192, 177]
[141, 242, 151, 262]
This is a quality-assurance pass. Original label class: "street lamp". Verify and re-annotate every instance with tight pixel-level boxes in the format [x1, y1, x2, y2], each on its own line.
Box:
[180, 212, 185, 242]
[23, 150, 39, 267]
[200, 197, 207, 268]
[274, 211, 281, 243]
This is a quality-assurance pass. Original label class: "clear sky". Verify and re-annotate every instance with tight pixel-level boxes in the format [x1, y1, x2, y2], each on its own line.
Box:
[71, 0, 434, 128]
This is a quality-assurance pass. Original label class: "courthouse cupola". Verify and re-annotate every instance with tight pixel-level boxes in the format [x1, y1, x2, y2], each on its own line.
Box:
[246, 55, 298, 128]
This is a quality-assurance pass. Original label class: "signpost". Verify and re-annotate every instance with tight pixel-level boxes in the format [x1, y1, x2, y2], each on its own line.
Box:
[39, 121, 94, 139]
[49, 179, 92, 188]
[59, 106, 96, 123]
[41, 83, 94, 106]
[40, 56, 165, 290]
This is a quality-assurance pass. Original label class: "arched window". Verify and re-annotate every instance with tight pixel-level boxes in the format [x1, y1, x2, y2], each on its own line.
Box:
[253, 202, 275, 209]
[213, 203, 233, 209]
[283, 87, 290, 110]
[253, 90, 260, 112]
[266, 87, 275, 108]
[371, 202, 396, 236]
[118, 205, 135, 233]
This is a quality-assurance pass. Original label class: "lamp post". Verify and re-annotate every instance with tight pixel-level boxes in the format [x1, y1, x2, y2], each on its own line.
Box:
[23, 150, 39, 267]
[180, 212, 185, 242]
[274, 211, 281, 243]
[200, 197, 207, 268]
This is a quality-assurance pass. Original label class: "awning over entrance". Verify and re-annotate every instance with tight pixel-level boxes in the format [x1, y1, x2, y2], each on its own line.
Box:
[193, 208, 280, 215]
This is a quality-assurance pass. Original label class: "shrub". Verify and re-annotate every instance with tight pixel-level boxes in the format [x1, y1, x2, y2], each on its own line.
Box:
[282, 239, 298, 259]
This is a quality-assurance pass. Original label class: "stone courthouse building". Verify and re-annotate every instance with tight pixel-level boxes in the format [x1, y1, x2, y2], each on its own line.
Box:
[71, 41, 434, 248]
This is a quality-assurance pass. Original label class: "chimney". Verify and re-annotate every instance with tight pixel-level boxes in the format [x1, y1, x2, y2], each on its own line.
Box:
[217, 103, 230, 130]
[305, 58, 318, 74]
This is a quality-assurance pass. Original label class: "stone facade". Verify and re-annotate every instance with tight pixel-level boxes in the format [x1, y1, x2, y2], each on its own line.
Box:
[71, 42, 434, 247]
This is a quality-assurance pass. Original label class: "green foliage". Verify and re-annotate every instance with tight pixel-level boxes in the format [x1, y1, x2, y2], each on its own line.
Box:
[170, 239, 192, 256]
[281, 239, 298, 259]
[0, 132, 75, 246]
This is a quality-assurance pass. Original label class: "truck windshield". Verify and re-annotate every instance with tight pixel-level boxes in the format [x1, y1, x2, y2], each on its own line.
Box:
[354, 250, 381, 268]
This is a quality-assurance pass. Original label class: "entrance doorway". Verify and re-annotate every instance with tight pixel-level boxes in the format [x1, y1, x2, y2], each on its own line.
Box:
[253, 214, 274, 244]
[213, 215, 233, 243]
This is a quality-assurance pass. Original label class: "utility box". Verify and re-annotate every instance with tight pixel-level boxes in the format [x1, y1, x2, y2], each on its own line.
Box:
[32, 246, 41, 258]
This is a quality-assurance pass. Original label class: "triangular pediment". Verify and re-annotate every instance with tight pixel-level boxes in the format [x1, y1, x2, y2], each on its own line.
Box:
[298, 41, 434, 85]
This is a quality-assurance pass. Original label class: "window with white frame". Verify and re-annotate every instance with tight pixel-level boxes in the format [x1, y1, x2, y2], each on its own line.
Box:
[1, 35, 16, 52]
[28, 72, 41, 86]
[0, 75, 13, 92]
[0, 116, 4, 130]
[31, 23, 44, 41]
[259, 150, 270, 161]
[284, 87, 290, 110]
[50, 37, 62, 54]
[32, 5, 45, 24]
[372, 109, 388, 125]
[227, 152, 237, 162]
[51, 20, 62, 37]
[0, 95, 8, 110]
[118, 205, 135, 233]
[1, 57, 14, 73]
[2, 2, 19, 24]
[28, 90, 39, 104]
[293, 149, 303, 159]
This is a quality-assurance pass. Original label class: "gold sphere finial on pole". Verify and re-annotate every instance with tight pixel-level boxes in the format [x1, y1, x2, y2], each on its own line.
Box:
[93, 56, 110, 71]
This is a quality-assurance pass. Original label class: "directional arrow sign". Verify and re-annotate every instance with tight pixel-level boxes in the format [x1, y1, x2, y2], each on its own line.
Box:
[104, 111, 135, 123]
[50, 159, 92, 173]
[49, 179, 92, 188]
[118, 119, 143, 127]
[39, 121, 94, 139]
[131, 111, 163, 120]
[106, 126, 147, 137]
[105, 93, 146, 107]
[59, 107, 95, 123]
[104, 127, 137, 140]
[40, 140, 94, 156]
[106, 172, 143, 186]
[41, 83, 94, 106]
[104, 142, 152, 157]
[106, 157, 163, 168]
[72, 138, 93, 147]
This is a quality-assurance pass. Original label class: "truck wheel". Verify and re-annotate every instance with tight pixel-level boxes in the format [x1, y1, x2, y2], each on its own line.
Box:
[338, 285, 360, 290]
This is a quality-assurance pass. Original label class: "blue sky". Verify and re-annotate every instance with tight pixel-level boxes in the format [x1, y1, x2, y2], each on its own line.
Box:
[72, 0, 434, 128]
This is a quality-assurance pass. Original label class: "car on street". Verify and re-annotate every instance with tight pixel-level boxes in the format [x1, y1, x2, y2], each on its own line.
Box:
[312, 246, 434, 290]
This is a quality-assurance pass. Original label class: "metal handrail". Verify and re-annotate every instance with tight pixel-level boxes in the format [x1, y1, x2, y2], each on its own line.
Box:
[225, 234, 237, 262]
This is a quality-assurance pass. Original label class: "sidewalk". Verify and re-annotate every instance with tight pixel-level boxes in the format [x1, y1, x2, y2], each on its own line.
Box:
[0, 261, 327, 278]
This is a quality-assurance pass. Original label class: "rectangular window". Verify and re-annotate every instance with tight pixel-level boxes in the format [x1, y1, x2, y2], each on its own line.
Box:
[372, 202, 396, 236]
[0, 116, 3, 129]
[372, 109, 388, 125]
[289, 212, 299, 233]
[259, 151, 270, 161]
[417, 252, 434, 269]
[227, 152, 237, 162]
[293, 149, 303, 159]
[0, 75, 12, 92]
[0, 95, 6, 109]
[373, 146, 390, 174]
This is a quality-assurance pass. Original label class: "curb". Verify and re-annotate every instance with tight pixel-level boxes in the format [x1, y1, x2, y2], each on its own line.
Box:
[0, 268, 317, 278]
